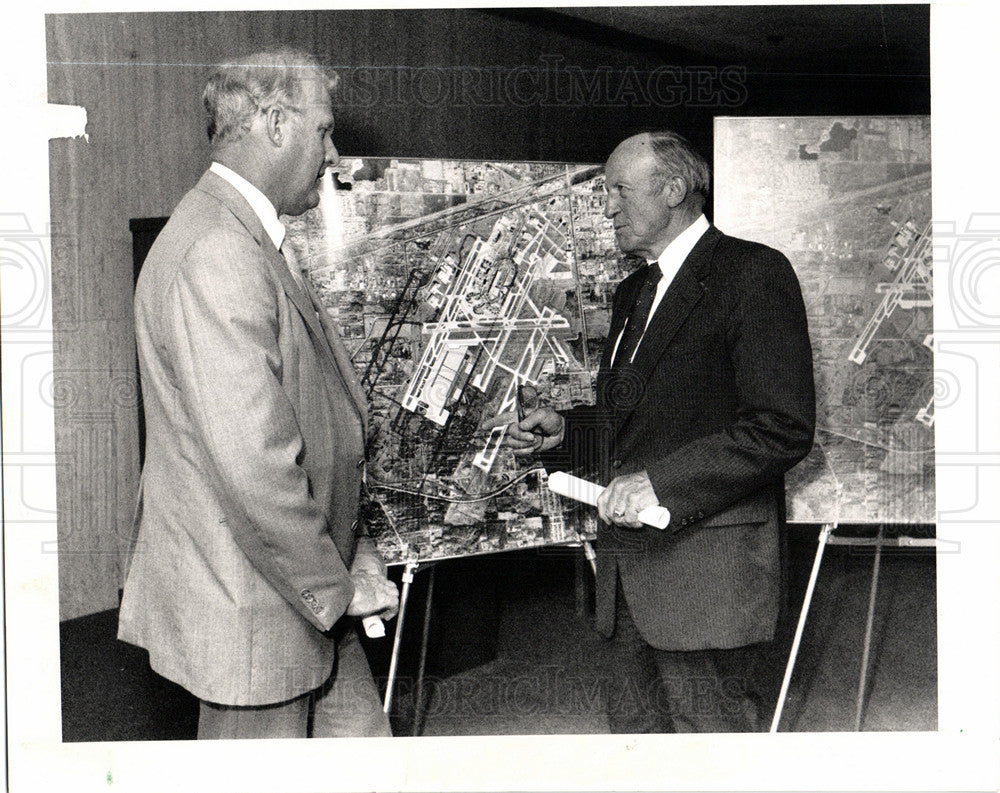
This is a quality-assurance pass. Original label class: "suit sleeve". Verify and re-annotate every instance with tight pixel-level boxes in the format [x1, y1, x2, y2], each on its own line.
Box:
[646, 247, 816, 527]
[537, 405, 614, 479]
[163, 231, 354, 631]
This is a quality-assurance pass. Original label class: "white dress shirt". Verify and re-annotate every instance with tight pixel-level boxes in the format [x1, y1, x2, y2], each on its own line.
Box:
[610, 214, 710, 365]
[210, 161, 286, 250]
[210, 162, 316, 297]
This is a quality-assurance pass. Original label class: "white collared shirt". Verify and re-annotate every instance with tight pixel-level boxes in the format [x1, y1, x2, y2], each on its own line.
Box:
[610, 214, 710, 365]
[210, 161, 286, 251]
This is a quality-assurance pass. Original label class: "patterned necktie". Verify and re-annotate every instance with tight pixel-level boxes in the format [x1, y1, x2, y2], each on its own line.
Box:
[613, 263, 662, 367]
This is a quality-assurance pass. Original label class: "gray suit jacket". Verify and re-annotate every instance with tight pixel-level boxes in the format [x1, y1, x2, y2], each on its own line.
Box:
[118, 170, 370, 706]
[557, 226, 815, 651]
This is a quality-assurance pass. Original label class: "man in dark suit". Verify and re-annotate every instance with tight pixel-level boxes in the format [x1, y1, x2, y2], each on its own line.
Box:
[490, 131, 815, 732]
[118, 49, 398, 739]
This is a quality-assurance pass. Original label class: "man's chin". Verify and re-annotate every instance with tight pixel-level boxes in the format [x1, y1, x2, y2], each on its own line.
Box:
[287, 191, 321, 217]
[615, 234, 636, 254]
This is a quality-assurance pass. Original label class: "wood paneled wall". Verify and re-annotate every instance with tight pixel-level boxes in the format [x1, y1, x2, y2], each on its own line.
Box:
[45, 9, 929, 620]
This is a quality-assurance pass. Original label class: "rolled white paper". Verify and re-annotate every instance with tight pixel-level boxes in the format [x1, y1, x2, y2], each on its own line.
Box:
[547, 471, 671, 530]
[362, 615, 386, 638]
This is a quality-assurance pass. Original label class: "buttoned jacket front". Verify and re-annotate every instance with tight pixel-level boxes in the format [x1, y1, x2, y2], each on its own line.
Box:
[556, 226, 816, 651]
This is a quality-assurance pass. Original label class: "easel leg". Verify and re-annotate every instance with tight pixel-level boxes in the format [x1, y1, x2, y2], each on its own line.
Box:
[383, 561, 418, 716]
[574, 552, 588, 617]
[770, 522, 835, 733]
[854, 524, 884, 731]
[575, 542, 598, 617]
[582, 540, 597, 576]
[411, 564, 436, 736]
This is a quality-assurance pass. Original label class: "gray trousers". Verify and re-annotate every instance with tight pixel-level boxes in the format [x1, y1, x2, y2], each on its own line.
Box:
[197, 623, 391, 739]
[606, 579, 767, 733]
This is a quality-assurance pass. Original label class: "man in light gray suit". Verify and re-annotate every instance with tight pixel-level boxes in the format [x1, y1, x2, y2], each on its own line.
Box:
[119, 49, 399, 739]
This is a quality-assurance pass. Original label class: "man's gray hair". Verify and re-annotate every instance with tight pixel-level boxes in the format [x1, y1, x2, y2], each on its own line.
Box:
[203, 48, 338, 145]
[646, 130, 711, 199]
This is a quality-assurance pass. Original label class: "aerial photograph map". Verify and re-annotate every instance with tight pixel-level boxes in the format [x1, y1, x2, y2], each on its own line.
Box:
[715, 116, 934, 526]
[284, 117, 933, 564]
[284, 159, 625, 563]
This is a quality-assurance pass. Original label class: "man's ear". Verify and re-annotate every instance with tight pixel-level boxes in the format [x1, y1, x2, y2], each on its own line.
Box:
[663, 175, 689, 208]
[263, 105, 287, 147]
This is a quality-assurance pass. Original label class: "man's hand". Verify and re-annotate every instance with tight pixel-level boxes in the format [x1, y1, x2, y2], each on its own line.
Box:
[481, 407, 565, 455]
[347, 572, 399, 621]
[597, 470, 660, 529]
[350, 537, 387, 579]
[348, 537, 397, 620]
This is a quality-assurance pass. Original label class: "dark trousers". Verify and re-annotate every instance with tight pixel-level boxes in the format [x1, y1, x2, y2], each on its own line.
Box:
[197, 623, 391, 739]
[605, 580, 767, 733]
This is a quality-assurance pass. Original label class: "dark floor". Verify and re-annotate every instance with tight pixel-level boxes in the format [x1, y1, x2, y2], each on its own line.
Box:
[61, 528, 937, 740]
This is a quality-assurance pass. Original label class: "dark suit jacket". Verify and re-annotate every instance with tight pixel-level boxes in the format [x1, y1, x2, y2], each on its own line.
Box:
[118, 171, 370, 705]
[556, 225, 815, 651]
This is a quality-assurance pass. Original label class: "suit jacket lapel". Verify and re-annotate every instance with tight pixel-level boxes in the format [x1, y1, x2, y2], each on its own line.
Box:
[262, 241, 369, 435]
[632, 226, 720, 371]
[196, 170, 368, 432]
[307, 286, 369, 434]
[599, 270, 644, 371]
[197, 171, 321, 335]
[599, 227, 720, 373]
[595, 266, 643, 406]
[608, 226, 721, 431]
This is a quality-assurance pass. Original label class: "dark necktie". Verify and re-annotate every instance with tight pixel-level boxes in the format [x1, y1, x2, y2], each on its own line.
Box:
[613, 263, 661, 367]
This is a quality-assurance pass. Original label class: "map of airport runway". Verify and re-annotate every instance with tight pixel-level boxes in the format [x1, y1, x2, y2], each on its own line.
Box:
[285, 160, 626, 563]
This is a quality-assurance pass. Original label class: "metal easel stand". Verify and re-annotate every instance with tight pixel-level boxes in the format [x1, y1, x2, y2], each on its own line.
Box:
[770, 523, 943, 732]
[382, 560, 419, 716]
[383, 543, 592, 732]
[770, 523, 835, 733]
[582, 540, 597, 576]
[381, 560, 438, 736]
[410, 564, 436, 736]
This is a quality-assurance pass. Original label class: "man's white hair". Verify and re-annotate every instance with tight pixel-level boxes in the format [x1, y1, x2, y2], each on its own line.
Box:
[645, 130, 711, 198]
[203, 48, 338, 145]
